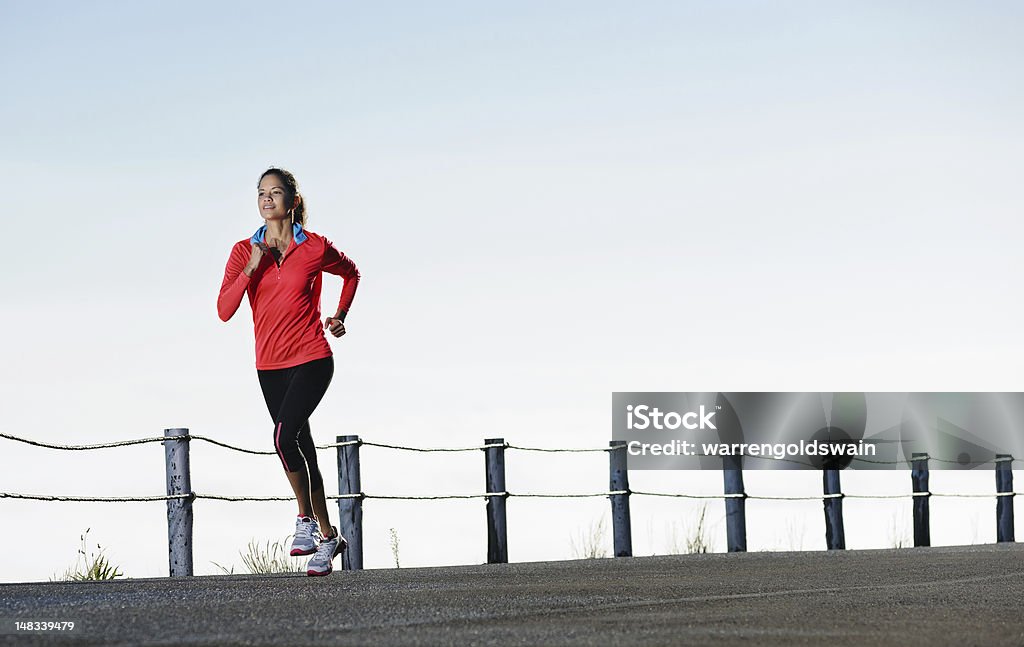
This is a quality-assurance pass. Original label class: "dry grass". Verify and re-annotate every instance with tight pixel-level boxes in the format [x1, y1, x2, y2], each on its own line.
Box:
[211, 536, 307, 574]
[52, 528, 124, 581]
[569, 516, 609, 559]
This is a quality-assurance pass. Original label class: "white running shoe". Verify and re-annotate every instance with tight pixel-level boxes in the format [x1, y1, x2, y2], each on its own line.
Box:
[289, 515, 323, 556]
[306, 526, 347, 576]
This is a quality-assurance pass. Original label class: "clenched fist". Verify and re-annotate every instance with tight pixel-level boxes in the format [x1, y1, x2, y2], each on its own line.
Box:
[324, 316, 346, 338]
[243, 242, 270, 276]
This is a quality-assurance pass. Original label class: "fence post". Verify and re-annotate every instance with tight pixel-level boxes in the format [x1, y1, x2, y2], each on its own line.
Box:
[337, 435, 363, 571]
[608, 440, 632, 557]
[911, 452, 930, 547]
[823, 469, 845, 550]
[484, 437, 508, 563]
[996, 454, 1014, 543]
[723, 455, 747, 552]
[163, 427, 193, 577]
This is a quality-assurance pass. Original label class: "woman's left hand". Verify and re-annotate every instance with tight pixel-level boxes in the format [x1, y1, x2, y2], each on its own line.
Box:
[324, 317, 346, 338]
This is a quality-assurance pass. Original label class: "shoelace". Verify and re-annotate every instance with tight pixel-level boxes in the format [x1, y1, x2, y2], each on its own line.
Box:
[295, 518, 318, 542]
[313, 535, 338, 561]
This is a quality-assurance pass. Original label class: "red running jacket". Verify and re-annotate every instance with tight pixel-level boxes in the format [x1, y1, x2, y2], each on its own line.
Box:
[218, 229, 360, 370]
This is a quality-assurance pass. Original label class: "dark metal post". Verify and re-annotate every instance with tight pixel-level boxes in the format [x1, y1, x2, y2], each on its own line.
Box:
[608, 441, 632, 557]
[337, 435, 363, 570]
[722, 455, 747, 552]
[484, 438, 508, 563]
[996, 454, 1014, 543]
[911, 452, 930, 547]
[163, 427, 193, 577]
[823, 469, 845, 550]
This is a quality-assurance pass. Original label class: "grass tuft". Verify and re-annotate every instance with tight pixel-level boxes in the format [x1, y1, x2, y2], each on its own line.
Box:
[389, 528, 401, 568]
[212, 536, 307, 575]
[52, 528, 124, 581]
[569, 516, 609, 559]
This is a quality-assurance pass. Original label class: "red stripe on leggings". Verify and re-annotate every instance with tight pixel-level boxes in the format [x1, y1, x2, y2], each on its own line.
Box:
[275, 421, 290, 471]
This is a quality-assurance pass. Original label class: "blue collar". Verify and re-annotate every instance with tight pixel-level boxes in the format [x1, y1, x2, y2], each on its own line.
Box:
[250, 222, 308, 245]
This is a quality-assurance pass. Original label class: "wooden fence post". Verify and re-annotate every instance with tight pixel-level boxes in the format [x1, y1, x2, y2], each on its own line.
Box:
[163, 427, 193, 577]
[823, 469, 845, 550]
[911, 452, 930, 547]
[484, 438, 508, 563]
[608, 440, 632, 557]
[996, 454, 1014, 543]
[723, 455, 747, 552]
[337, 434, 363, 570]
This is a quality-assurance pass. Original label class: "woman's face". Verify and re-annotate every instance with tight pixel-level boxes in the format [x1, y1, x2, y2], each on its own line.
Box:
[257, 174, 295, 222]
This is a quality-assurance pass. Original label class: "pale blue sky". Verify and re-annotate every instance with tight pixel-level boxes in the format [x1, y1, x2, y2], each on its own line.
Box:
[1, 1, 1021, 582]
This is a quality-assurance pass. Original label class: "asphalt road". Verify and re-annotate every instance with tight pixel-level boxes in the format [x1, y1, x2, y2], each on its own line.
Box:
[2, 544, 1022, 646]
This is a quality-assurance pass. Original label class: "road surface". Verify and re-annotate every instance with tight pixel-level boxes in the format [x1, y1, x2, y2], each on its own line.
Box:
[2, 543, 1022, 646]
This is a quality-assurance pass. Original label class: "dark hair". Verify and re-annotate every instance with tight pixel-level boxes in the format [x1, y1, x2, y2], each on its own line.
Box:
[258, 167, 307, 226]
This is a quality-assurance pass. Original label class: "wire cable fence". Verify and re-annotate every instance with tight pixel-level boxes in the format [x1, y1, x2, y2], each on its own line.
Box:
[0, 430, 1019, 574]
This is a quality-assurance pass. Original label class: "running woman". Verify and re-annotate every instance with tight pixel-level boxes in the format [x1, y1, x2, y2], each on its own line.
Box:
[217, 167, 361, 576]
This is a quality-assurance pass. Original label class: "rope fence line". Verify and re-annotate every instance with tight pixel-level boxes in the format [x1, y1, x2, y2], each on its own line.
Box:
[358, 440, 499, 452]
[3, 430, 1020, 465]
[504, 443, 609, 453]
[190, 435, 275, 455]
[0, 432, 588, 455]
[0, 432, 170, 451]
[4, 489, 1021, 503]
[0, 492, 193, 502]
[2, 429, 1019, 574]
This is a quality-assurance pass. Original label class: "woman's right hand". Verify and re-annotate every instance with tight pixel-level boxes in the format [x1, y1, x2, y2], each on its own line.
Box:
[243, 243, 268, 276]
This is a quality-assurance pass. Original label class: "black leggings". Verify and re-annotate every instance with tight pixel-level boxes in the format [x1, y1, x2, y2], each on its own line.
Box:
[257, 355, 334, 488]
